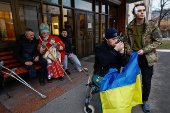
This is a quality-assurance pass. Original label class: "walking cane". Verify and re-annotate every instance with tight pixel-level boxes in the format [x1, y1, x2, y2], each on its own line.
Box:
[38, 36, 73, 83]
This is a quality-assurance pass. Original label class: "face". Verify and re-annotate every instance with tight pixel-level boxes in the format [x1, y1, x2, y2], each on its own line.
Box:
[61, 31, 67, 37]
[41, 32, 49, 39]
[25, 31, 34, 41]
[134, 6, 146, 19]
[106, 37, 118, 47]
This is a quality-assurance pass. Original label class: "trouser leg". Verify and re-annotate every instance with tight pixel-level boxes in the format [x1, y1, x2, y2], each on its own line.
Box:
[138, 55, 153, 101]
[23, 65, 36, 78]
[69, 53, 81, 71]
[63, 55, 68, 70]
[35, 58, 47, 79]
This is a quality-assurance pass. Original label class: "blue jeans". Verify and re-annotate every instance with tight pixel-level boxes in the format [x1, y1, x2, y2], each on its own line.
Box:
[63, 53, 81, 71]
[23, 57, 47, 79]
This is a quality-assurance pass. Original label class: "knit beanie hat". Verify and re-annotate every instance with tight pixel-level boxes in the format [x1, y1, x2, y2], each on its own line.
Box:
[40, 23, 50, 33]
[106, 28, 118, 39]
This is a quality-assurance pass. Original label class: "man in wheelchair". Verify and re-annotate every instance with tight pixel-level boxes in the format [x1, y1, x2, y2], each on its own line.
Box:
[92, 28, 127, 111]
[93, 28, 127, 88]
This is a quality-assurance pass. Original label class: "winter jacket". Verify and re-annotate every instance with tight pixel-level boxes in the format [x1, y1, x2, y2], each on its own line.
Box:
[94, 40, 127, 77]
[124, 18, 162, 67]
[59, 35, 72, 55]
[13, 34, 41, 64]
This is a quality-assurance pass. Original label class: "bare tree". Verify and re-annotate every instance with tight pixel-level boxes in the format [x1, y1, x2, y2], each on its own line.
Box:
[153, 0, 170, 27]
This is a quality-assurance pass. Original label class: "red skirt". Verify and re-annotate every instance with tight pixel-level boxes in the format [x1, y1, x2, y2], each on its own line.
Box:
[47, 58, 64, 79]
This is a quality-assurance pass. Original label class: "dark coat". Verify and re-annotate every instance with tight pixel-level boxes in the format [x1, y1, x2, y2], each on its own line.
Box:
[59, 35, 72, 55]
[13, 34, 41, 64]
[94, 40, 127, 77]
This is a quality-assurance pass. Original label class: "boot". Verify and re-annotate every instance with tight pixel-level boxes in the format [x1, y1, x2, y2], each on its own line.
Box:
[39, 78, 45, 86]
[47, 78, 52, 83]
[59, 76, 64, 81]
[65, 69, 71, 75]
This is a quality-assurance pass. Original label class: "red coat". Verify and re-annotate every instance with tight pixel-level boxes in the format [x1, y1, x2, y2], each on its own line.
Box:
[38, 35, 65, 61]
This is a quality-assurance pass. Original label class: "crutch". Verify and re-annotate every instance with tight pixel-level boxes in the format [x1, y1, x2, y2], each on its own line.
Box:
[0, 61, 46, 98]
[38, 36, 73, 83]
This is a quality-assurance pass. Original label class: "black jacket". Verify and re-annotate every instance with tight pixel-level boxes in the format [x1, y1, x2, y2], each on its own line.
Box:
[59, 35, 72, 55]
[94, 40, 127, 77]
[13, 34, 41, 64]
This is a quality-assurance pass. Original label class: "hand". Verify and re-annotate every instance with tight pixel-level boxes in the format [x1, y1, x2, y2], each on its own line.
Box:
[34, 56, 39, 62]
[138, 49, 144, 55]
[114, 42, 124, 52]
[68, 53, 72, 58]
[52, 43, 58, 49]
[25, 61, 33, 65]
[41, 41, 46, 48]
[119, 47, 124, 55]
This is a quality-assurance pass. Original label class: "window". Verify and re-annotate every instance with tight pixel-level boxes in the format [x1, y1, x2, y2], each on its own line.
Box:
[102, 15, 105, 39]
[63, 0, 71, 7]
[63, 8, 73, 39]
[43, 5, 60, 35]
[0, 2, 15, 42]
[95, 14, 99, 43]
[19, 5, 39, 38]
[43, 0, 58, 4]
[75, 0, 92, 11]
[95, 1, 99, 12]
[102, 3, 105, 14]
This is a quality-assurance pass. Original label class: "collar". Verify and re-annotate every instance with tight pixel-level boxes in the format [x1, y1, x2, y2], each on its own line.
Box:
[127, 18, 148, 30]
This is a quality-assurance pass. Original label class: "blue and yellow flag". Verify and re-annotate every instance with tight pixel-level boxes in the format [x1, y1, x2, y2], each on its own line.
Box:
[100, 52, 142, 113]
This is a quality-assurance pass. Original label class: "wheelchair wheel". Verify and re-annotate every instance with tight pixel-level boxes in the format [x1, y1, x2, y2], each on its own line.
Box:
[84, 105, 95, 113]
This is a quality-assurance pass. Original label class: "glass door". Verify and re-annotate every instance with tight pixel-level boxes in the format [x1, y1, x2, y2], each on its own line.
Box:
[75, 11, 86, 58]
[75, 11, 94, 58]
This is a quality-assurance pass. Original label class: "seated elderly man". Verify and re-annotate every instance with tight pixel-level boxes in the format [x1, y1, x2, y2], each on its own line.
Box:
[13, 28, 47, 86]
[59, 29, 87, 75]
[38, 23, 65, 83]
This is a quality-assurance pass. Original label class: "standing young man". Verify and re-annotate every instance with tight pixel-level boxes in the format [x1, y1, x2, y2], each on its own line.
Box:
[124, 3, 162, 113]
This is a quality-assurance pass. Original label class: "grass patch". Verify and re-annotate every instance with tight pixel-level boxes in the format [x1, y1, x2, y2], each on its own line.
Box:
[157, 39, 170, 49]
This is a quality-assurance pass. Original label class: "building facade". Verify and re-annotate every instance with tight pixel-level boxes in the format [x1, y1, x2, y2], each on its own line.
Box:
[0, 0, 129, 58]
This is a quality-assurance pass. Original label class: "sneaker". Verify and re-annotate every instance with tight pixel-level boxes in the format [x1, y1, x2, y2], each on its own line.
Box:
[59, 76, 64, 81]
[65, 69, 71, 75]
[47, 79, 52, 83]
[143, 104, 151, 113]
[78, 68, 88, 72]
[39, 78, 45, 86]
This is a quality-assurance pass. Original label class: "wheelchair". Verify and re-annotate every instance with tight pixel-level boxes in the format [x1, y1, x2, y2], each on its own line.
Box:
[84, 71, 100, 113]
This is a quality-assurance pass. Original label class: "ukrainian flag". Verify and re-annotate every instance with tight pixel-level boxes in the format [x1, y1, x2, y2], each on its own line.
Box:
[100, 52, 142, 113]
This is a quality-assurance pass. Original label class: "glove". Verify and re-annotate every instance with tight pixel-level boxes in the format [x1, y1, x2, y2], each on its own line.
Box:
[41, 41, 46, 48]
[52, 43, 58, 49]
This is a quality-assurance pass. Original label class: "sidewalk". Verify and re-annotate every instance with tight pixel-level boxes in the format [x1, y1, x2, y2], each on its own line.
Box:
[1, 51, 170, 113]
[0, 55, 94, 113]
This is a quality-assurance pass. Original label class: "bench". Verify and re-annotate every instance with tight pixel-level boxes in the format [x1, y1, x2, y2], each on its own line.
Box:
[0, 51, 41, 78]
